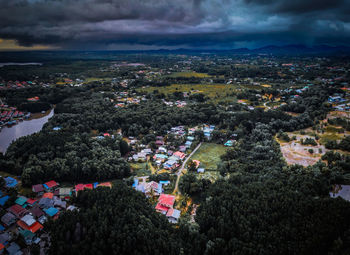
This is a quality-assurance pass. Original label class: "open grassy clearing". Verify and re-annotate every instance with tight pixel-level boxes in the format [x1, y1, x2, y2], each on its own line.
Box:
[167, 71, 211, 78]
[130, 162, 151, 176]
[190, 142, 227, 170]
[138, 83, 237, 102]
[85, 77, 112, 82]
[137, 82, 268, 104]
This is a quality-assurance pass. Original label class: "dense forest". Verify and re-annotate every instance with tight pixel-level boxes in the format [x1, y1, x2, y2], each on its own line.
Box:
[1, 131, 130, 186]
[47, 182, 182, 255]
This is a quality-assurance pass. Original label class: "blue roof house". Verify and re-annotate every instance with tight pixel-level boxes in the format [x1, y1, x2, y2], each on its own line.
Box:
[0, 196, 9, 206]
[4, 177, 18, 188]
[44, 207, 59, 217]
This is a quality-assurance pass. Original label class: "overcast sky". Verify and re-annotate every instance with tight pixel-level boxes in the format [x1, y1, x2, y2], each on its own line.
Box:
[0, 0, 350, 50]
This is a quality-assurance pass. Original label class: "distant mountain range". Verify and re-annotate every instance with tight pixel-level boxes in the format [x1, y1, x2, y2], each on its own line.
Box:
[1, 45, 350, 62]
[148, 45, 350, 55]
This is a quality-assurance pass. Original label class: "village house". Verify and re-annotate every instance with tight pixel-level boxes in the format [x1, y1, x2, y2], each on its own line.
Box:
[15, 197, 27, 207]
[173, 151, 186, 160]
[132, 152, 147, 162]
[58, 187, 72, 199]
[158, 146, 167, 153]
[44, 207, 59, 217]
[135, 181, 163, 196]
[224, 140, 235, 147]
[0, 196, 9, 207]
[19, 229, 36, 245]
[0, 232, 10, 246]
[43, 180, 59, 191]
[26, 199, 37, 207]
[4, 177, 17, 189]
[38, 197, 54, 209]
[6, 242, 21, 255]
[178, 146, 186, 152]
[8, 205, 27, 218]
[166, 208, 181, 223]
[153, 154, 168, 165]
[163, 159, 178, 170]
[1, 213, 16, 227]
[185, 141, 192, 148]
[29, 206, 44, 219]
[197, 168, 205, 173]
[155, 194, 175, 215]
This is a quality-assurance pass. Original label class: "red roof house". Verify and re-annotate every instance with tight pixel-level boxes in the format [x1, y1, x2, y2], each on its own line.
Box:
[17, 220, 43, 233]
[75, 184, 93, 194]
[44, 180, 58, 190]
[26, 199, 37, 206]
[173, 151, 186, 160]
[75, 184, 85, 193]
[155, 203, 169, 213]
[155, 194, 175, 214]
[84, 184, 93, 190]
[42, 193, 54, 199]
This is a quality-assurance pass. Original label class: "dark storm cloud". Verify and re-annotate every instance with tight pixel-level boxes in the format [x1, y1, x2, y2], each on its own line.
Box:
[244, 0, 346, 13]
[0, 0, 350, 49]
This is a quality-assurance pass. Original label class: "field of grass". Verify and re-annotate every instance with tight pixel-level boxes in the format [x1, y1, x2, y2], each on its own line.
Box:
[138, 83, 237, 103]
[320, 132, 344, 145]
[130, 162, 151, 176]
[168, 72, 211, 78]
[190, 143, 228, 170]
[85, 77, 112, 82]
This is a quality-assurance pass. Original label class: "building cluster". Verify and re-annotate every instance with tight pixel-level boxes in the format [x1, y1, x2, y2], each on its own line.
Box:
[162, 100, 187, 108]
[328, 93, 350, 112]
[128, 124, 215, 173]
[0, 176, 112, 254]
[0, 105, 28, 127]
[0, 81, 35, 90]
[114, 91, 147, 108]
[132, 179, 180, 223]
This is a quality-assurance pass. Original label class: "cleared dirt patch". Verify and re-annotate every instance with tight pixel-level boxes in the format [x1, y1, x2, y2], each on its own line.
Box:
[277, 135, 326, 167]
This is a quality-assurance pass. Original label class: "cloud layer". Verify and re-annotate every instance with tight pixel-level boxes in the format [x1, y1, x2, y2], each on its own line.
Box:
[0, 0, 350, 49]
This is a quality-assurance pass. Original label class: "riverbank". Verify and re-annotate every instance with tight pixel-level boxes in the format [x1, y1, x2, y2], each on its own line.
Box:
[0, 108, 54, 154]
[28, 108, 53, 120]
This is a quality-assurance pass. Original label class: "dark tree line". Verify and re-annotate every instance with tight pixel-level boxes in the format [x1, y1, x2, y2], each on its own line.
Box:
[2, 131, 130, 186]
[47, 182, 182, 255]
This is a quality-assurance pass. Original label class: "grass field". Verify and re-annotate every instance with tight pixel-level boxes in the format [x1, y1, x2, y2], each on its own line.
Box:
[138, 83, 237, 103]
[130, 162, 151, 176]
[85, 77, 112, 82]
[190, 143, 228, 170]
[319, 131, 344, 145]
[168, 72, 211, 78]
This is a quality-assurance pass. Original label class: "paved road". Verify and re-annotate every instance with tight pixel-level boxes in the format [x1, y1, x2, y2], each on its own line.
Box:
[173, 142, 202, 194]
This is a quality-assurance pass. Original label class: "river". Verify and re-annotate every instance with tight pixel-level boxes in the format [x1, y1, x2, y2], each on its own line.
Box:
[0, 109, 54, 154]
[0, 62, 43, 68]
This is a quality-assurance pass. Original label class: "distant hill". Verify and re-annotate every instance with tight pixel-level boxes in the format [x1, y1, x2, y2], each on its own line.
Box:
[0, 44, 350, 62]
